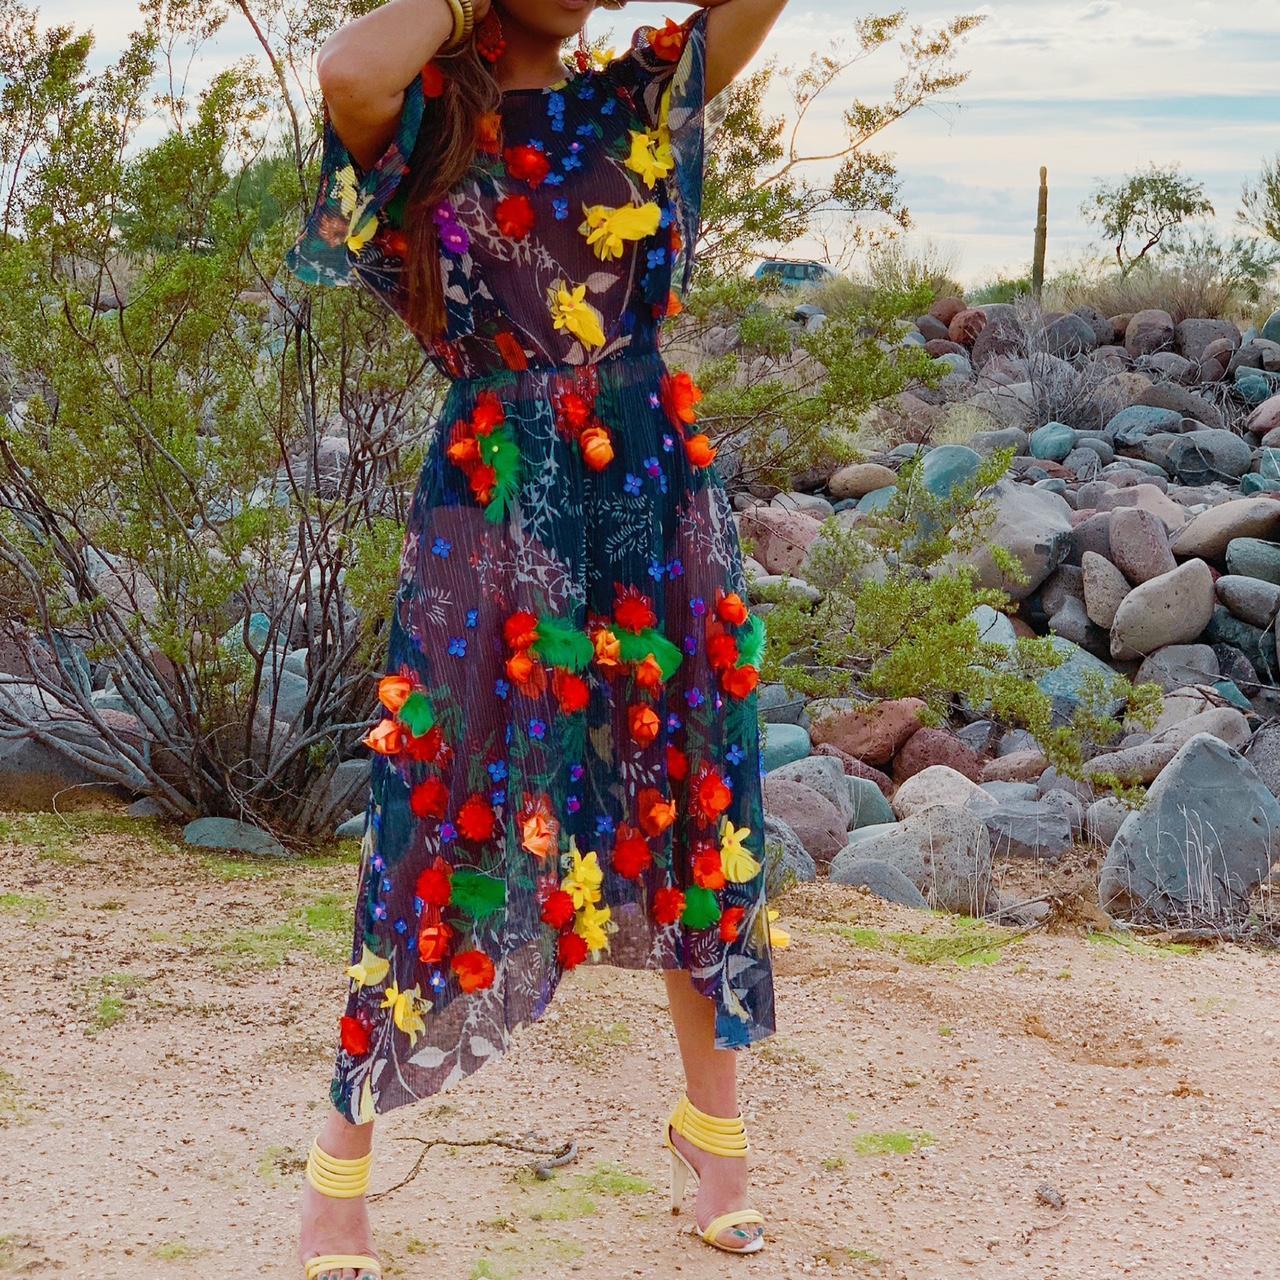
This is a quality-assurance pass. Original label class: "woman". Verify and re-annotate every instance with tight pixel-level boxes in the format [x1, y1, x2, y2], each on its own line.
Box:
[285, 0, 788, 1274]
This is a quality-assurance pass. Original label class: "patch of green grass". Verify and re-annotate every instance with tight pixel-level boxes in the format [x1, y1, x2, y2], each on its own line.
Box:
[826, 917, 1019, 967]
[0, 809, 181, 864]
[0, 892, 49, 918]
[821, 1155, 846, 1171]
[1087, 930, 1195, 958]
[86, 972, 147, 1034]
[938, 1025, 954, 1037]
[213, 894, 349, 971]
[151, 1242, 203, 1261]
[95, 899, 126, 911]
[515, 1160, 655, 1224]
[852, 1129, 935, 1157]
[813, 1244, 884, 1271]
[467, 1236, 585, 1280]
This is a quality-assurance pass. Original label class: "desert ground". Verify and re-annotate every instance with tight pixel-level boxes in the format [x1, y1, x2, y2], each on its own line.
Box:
[3, 803, 1280, 1280]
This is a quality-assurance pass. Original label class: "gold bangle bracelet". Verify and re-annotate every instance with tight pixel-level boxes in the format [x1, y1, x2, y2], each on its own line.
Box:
[440, 0, 474, 51]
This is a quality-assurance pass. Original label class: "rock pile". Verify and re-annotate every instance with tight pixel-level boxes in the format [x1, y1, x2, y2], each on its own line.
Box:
[749, 302, 1280, 926]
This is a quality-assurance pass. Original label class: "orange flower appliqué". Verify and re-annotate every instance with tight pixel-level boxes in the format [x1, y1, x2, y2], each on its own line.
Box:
[452, 949, 496, 992]
[628, 703, 661, 747]
[638, 787, 678, 837]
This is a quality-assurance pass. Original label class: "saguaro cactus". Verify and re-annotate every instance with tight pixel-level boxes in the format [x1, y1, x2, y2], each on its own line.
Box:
[1032, 166, 1048, 299]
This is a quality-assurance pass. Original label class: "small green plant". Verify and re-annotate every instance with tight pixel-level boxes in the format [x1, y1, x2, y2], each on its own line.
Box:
[852, 1129, 935, 1157]
[1083, 163, 1215, 275]
[151, 1242, 203, 1261]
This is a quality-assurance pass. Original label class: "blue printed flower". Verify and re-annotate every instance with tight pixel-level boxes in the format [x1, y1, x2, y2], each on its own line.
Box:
[491, 788, 506, 807]
[566, 795, 581, 814]
[544, 171, 565, 186]
[487, 760, 508, 782]
[726, 743, 745, 766]
[644, 455, 661, 476]
[690, 596, 707, 617]
[569, 762, 585, 782]
[600, 96, 615, 114]
[466, 608, 479, 628]
[381, 876, 393, 893]
[659, 206, 674, 228]
[440, 822, 457, 844]
[552, 198, 569, 221]
[648, 392, 661, 409]
[576, 122, 595, 137]
[648, 560, 665, 582]
[624, 473, 642, 495]
[373, 902, 388, 921]
[686, 688, 705, 710]
[529, 719, 547, 740]
[666, 712, 683, 733]
[394, 918, 408, 935]
[562, 151, 582, 172]
[448, 636, 467, 658]
[595, 814, 615, 835]
[683, 635, 698, 656]
[647, 248, 667, 269]
[667, 558, 685, 579]
[429, 971, 447, 991]
[662, 433, 674, 452]
[495, 678, 510, 699]
[432, 537, 452, 557]
[372, 854, 385, 873]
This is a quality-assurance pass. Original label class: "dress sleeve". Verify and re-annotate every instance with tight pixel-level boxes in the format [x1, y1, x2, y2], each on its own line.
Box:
[282, 71, 429, 289]
[610, 9, 711, 300]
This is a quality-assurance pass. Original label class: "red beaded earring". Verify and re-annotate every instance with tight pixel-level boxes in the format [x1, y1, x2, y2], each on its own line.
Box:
[475, 8, 506, 63]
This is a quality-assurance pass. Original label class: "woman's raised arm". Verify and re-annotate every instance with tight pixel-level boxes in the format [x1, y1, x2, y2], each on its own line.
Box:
[317, 0, 490, 173]
[695, 0, 790, 100]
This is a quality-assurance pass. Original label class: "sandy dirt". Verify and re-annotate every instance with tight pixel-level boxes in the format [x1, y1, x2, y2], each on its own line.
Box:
[3, 802, 1280, 1280]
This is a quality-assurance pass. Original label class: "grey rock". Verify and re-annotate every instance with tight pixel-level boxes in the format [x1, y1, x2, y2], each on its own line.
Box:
[848, 775, 896, 829]
[969, 794, 1075, 861]
[827, 805, 994, 914]
[831, 856, 931, 909]
[762, 776, 847, 863]
[1215, 574, 1280, 628]
[1082, 551, 1131, 627]
[1136, 643, 1219, 692]
[1135, 383, 1225, 430]
[1165, 429, 1253, 486]
[1175, 318, 1240, 362]
[1225, 537, 1280, 586]
[182, 816, 287, 857]
[1098, 734, 1280, 921]
[764, 814, 818, 897]
[1125, 309, 1175, 358]
[1086, 795, 1131, 846]
[767, 755, 855, 828]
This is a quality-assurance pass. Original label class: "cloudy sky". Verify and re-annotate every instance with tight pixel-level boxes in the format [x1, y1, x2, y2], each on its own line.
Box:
[37, 0, 1280, 284]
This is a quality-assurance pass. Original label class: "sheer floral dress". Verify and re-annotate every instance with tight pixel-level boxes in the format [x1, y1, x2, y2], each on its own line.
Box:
[283, 9, 776, 1123]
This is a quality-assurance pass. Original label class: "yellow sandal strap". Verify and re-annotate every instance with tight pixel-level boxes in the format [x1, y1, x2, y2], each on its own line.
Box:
[670, 1094, 749, 1157]
[305, 1138, 373, 1199]
[304, 1254, 381, 1279]
[701, 1208, 765, 1243]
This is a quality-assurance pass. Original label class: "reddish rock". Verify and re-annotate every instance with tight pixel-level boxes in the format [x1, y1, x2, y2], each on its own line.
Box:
[1009, 615, 1038, 639]
[809, 698, 926, 765]
[761, 777, 847, 864]
[891, 728, 985, 784]
[930, 296, 966, 325]
[948, 308, 987, 347]
[980, 749, 1050, 783]
[737, 505, 823, 576]
[1109, 506, 1176, 585]
[924, 338, 967, 359]
[811, 743, 894, 796]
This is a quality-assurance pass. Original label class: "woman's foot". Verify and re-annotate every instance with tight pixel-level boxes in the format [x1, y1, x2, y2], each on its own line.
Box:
[297, 1178, 380, 1280]
[668, 1123, 765, 1251]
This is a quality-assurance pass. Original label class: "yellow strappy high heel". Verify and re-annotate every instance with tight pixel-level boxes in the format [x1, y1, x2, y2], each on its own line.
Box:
[302, 1137, 382, 1280]
[663, 1092, 765, 1253]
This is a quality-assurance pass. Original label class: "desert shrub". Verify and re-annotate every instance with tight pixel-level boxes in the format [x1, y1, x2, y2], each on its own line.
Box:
[966, 272, 1033, 305]
[863, 237, 964, 302]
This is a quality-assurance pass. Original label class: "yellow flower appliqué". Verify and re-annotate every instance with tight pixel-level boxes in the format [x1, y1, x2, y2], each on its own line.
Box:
[561, 840, 604, 909]
[719, 821, 761, 883]
[334, 163, 378, 252]
[574, 899, 613, 952]
[380, 981, 428, 1045]
[579, 202, 662, 260]
[548, 281, 606, 349]
[624, 127, 674, 188]
[345, 943, 390, 989]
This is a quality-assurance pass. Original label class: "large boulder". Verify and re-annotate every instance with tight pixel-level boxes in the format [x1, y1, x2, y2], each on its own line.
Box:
[892, 764, 988, 817]
[1098, 734, 1280, 921]
[762, 776, 847, 864]
[940, 478, 1073, 601]
[738, 505, 824, 575]
[829, 805, 994, 913]
[809, 697, 925, 765]
[1164, 429, 1253, 485]
[827, 857, 929, 909]
[763, 814, 817, 896]
[1109, 506, 1176, 584]
[1124, 309, 1174, 358]
[1082, 550, 1131, 627]
[1175, 318, 1240, 362]
[766, 755, 855, 828]
[891, 728, 984, 784]
[829, 462, 898, 500]
[1109, 559, 1216, 659]
[1171, 497, 1280, 559]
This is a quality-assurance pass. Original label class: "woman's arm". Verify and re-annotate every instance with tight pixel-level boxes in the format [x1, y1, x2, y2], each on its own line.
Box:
[316, 0, 490, 173]
[695, 0, 790, 100]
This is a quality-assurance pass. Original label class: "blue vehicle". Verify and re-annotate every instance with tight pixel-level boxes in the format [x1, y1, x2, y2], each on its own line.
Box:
[752, 257, 839, 287]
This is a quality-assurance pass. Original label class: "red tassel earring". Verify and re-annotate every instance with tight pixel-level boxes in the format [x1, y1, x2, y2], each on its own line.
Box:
[475, 8, 506, 63]
[574, 24, 591, 74]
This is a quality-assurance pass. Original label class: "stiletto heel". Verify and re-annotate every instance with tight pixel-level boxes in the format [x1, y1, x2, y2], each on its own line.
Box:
[661, 1092, 765, 1253]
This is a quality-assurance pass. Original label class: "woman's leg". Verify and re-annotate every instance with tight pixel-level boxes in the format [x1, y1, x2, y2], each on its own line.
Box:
[663, 969, 764, 1248]
[297, 1110, 379, 1280]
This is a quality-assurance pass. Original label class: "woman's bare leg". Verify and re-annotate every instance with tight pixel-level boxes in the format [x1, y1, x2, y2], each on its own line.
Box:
[663, 969, 764, 1249]
[297, 1110, 378, 1280]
